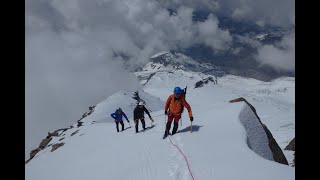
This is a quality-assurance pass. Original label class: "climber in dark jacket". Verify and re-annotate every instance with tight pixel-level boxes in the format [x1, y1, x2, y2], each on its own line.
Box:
[133, 102, 154, 133]
[111, 108, 129, 132]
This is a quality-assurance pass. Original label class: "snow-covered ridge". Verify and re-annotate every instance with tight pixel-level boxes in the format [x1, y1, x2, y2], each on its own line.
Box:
[26, 63, 294, 180]
[26, 89, 294, 180]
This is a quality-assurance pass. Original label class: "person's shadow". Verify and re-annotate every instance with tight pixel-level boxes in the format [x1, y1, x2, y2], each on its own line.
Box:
[123, 126, 132, 131]
[177, 125, 203, 134]
[144, 124, 156, 131]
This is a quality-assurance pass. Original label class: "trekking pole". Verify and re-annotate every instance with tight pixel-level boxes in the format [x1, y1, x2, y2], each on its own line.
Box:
[164, 115, 167, 132]
[190, 121, 193, 133]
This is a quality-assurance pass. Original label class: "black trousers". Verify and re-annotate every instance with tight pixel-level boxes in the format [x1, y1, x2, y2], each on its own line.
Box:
[135, 118, 146, 132]
[115, 121, 124, 132]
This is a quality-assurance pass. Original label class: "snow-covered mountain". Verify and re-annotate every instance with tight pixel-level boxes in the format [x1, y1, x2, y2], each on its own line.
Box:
[138, 51, 224, 78]
[26, 55, 295, 179]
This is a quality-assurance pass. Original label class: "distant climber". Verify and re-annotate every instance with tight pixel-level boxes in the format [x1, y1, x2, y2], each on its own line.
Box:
[164, 87, 193, 138]
[111, 108, 129, 132]
[133, 101, 154, 133]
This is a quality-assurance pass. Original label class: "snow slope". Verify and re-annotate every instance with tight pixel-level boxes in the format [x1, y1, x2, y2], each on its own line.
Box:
[26, 65, 294, 179]
[89, 90, 165, 123]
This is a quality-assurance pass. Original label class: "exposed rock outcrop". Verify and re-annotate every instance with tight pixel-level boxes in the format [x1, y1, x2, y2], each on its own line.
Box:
[77, 121, 83, 127]
[79, 106, 96, 121]
[26, 106, 95, 164]
[39, 137, 52, 149]
[51, 143, 65, 152]
[292, 153, 295, 167]
[71, 130, 80, 136]
[284, 138, 295, 151]
[47, 128, 69, 138]
[194, 77, 217, 88]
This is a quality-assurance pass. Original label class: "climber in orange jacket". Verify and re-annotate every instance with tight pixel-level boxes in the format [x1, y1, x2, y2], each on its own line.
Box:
[164, 87, 193, 137]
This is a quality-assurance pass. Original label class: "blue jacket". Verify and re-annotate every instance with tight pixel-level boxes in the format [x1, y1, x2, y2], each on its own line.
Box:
[111, 111, 129, 122]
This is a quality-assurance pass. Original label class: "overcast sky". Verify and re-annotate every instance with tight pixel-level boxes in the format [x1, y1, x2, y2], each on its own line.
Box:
[25, 0, 294, 158]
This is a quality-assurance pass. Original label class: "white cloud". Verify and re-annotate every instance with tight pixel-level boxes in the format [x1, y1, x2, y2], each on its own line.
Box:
[25, 21, 141, 158]
[236, 35, 262, 48]
[158, 0, 295, 28]
[26, 0, 235, 69]
[225, 0, 295, 28]
[255, 33, 295, 72]
[197, 14, 232, 50]
[231, 6, 251, 19]
[26, 0, 234, 158]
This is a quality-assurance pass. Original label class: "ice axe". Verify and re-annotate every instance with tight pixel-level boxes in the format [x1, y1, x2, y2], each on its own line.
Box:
[190, 121, 193, 133]
[150, 117, 154, 126]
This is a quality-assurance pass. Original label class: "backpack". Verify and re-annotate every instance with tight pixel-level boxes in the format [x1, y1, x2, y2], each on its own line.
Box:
[180, 86, 187, 113]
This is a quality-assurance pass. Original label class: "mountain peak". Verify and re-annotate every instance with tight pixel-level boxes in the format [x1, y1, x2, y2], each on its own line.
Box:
[146, 51, 225, 77]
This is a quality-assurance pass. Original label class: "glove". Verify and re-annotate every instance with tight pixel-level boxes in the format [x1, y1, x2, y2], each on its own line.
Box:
[165, 110, 168, 115]
[127, 120, 130, 123]
[190, 116, 193, 122]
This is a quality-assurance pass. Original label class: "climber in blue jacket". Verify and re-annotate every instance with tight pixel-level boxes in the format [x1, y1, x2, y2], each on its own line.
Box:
[111, 108, 130, 132]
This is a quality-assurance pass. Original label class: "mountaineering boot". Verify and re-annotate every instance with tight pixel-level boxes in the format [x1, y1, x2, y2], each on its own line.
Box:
[163, 130, 168, 139]
[163, 122, 172, 139]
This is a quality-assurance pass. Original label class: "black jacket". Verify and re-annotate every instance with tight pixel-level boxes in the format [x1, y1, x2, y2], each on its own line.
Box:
[134, 106, 151, 120]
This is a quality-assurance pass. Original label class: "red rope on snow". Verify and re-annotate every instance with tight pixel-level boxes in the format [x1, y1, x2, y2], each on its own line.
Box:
[168, 136, 195, 180]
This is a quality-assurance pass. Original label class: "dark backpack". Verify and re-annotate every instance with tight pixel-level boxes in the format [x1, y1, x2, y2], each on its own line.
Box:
[180, 86, 187, 113]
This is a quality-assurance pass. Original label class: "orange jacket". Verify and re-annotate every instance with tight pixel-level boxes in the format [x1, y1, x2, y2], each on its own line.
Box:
[164, 94, 192, 117]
